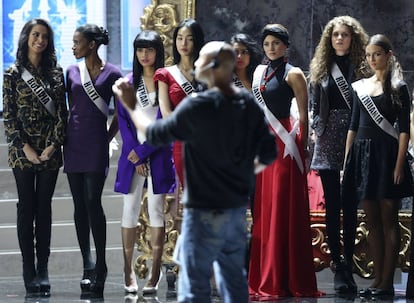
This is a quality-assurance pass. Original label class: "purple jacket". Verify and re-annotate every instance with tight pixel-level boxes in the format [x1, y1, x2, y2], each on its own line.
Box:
[114, 73, 175, 194]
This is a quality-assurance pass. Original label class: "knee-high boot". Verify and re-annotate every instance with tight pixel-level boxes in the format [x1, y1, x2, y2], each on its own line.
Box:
[17, 204, 39, 295]
[142, 227, 165, 294]
[122, 227, 138, 293]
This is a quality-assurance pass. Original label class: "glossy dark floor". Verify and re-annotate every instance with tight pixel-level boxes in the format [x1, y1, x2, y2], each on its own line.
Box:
[0, 253, 412, 303]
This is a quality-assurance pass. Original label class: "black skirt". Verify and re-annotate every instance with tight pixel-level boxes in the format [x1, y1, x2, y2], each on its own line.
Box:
[342, 133, 412, 201]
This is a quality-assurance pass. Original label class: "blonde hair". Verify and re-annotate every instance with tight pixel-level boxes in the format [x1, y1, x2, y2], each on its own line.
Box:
[309, 16, 369, 84]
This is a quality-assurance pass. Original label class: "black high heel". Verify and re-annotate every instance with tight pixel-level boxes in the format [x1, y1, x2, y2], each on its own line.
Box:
[90, 269, 107, 299]
[25, 280, 40, 298]
[80, 268, 95, 293]
[36, 268, 51, 297]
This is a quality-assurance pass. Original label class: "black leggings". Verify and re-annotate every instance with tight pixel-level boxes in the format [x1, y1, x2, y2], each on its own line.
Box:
[319, 169, 358, 265]
[67, 172, 107, 273]
[13, 168, 59, 277]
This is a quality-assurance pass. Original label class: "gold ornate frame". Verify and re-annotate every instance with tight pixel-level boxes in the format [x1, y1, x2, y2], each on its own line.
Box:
[139, 0, 196, 66]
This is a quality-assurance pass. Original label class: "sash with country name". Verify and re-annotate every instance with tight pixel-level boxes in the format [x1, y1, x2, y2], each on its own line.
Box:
[252, 65, 304, 173]
[165, 65, 195, 96]
[136, 76, 151, 109]
[21, 68, 56, 116]
[232, 75, 244, 89]
[331, 62, 351, 109]
[352, 79, 398, 140]
[78, 60, 109, 117]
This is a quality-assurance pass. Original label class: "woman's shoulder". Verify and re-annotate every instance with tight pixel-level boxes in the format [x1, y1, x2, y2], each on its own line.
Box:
[103, 62, 122, 76]
[4, 64, 19, 76]
[154, 66, 172, 82]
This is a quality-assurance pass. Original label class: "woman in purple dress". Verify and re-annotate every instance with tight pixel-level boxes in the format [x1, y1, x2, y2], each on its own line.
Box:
[114, 30, 175, 295]
[64, 24, 122, 299]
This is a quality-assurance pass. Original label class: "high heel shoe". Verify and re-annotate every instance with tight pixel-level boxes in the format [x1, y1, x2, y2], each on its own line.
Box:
[25, 279, 40, 298]
[80, 268, 94, 293]
[90, 269, 107, 299]
[142, 271, 163, 295]
[36, 268, 51, 297]
[124, 283, 138, 293]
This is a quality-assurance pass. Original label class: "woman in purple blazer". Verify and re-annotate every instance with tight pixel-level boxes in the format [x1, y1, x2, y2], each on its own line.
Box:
[114, 30, 175, 295]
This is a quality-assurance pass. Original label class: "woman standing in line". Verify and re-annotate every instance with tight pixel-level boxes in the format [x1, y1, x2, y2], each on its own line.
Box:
[230, 33, 261, 91]
[64, 24, 122, 298]
[114, 30, 175, 295]
[308, 16, 369, 293]
[343, 34, 412, 298]
[248, 24, 320, 299]
[154, 18, 205, 189]
[3, 18, 67, 297]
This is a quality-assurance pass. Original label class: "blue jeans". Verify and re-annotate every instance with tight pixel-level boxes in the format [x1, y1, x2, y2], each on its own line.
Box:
[177, 207, 248, 303]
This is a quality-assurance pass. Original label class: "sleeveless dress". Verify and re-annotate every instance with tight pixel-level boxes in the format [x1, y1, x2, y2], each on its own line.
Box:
[249, 59, 320, 299]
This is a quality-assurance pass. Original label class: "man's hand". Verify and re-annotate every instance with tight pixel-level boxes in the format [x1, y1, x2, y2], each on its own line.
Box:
[112, 77, 151, 135]
[112, 77, 137, 111]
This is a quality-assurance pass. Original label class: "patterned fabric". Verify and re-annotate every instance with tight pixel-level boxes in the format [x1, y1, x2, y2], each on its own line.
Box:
[311, 109, 350, 170]
[3, 63, 67, 170]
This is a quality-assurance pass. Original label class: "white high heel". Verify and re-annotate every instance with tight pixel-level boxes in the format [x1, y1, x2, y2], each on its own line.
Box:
[124, 274, 138, 293]
[124, 283, 138, 293]
[142, 271, 163, 295]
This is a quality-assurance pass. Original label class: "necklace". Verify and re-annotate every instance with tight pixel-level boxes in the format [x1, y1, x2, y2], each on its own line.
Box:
[260, 57, 287, 92]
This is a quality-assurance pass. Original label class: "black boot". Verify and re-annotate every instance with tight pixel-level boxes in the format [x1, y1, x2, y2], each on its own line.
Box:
[333, 259, 349, 293]
[35, 267, 50, 297]
[344, 261, 357, 293]
[23, 262, 40, 297]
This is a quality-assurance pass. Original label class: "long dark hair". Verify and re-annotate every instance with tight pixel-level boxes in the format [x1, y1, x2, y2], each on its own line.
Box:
[230, 33, 262, 84]
[75, 24, 109, 48]
[172, 18, 204, 65]
[15, 18, 57, 71]
[132, 30, 164, 91]
[368, 34, 404, 110]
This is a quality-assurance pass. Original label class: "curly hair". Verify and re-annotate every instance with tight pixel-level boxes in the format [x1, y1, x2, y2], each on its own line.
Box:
[309, 16, 369, 84]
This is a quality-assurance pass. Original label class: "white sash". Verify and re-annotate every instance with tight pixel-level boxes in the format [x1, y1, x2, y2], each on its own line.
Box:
[352, 79, 398, 140]
[136, 76, 151, 108]
[252, 65, 304, 173]
[21, 68, 56, 116]
[78, 61, 109, 117]
[232, 75, 244, 89]
[166, 65, 194, 96]
[331, 63, 351, 109]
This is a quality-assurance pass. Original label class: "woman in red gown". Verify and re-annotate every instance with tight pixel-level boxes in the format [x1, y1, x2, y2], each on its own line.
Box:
[248, 24, 321, 299]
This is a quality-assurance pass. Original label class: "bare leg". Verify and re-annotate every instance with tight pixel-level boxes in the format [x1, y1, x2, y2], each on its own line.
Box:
[122, 227, 138, 292]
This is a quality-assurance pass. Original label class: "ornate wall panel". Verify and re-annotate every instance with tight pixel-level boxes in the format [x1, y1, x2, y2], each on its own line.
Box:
[139, 0, 196, 66]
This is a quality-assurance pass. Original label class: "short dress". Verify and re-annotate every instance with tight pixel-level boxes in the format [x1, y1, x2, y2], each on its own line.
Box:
[342, 83, 412, 201]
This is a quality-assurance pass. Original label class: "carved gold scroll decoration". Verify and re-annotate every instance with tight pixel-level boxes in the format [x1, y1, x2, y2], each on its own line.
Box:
[140, 0, 196, 66]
